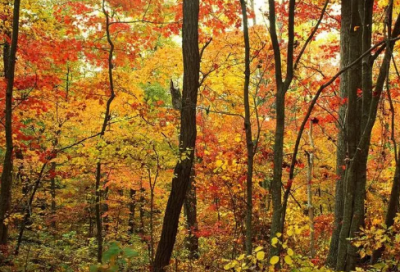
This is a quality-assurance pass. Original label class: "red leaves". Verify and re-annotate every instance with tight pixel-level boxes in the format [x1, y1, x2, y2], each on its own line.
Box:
[284, 179, 293, 189]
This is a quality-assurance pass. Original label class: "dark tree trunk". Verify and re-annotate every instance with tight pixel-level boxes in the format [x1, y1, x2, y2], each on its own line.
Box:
[128, 189, 136, 234]
[0, 0, 21, 247]
[371, 4, 400, 264]
[372, 149, 400, 262]
[170, 79, 199, 260]
[95, 162, 103, 263]
[267, 0, 296, 259]
[335, 3, 399, 270]
[93, 0, 116, 264]
[50, 162, 57, 229]
[239, 0, 255, 256]
[153, 0, 200, 270]
[326, 0, 351, 266]
[184, 174, 198, 259]
[15, 163, 47, 256]
[184, 169, 199, 260]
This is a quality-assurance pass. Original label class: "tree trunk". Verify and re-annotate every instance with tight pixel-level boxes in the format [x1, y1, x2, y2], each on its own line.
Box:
[50, 162, 57, 229]
[372, 149, 400, 262]
[0, 0, 21, 247]
[307, 120, 315, 258]
[128, 189, 136, 234]
[240, 0, 255, 256]
[95, 162, 103, 264]
[326, 0, 351, 266]
[170, 79, 199, 260]
[153, 0, 200, 270]
[184, 169, 199, 260]
[336, 3, 399, 270]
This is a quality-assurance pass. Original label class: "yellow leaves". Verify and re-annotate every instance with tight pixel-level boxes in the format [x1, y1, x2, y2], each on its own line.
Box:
[254, 246, 263, 252]
[271, 237, 278, 247]
[269, 256, 279, 265]
[284, 255, 293, 265]
[287, 248, 294, 256]
[256, 251, 265, 261]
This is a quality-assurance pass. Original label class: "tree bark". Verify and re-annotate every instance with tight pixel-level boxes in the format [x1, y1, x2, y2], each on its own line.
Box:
[336, 3, 399, 270]
[50, 162, 57, 229]
[153, 0, 200, 270]
[128, 189, 136, 234]
[170, 80, 199, 260]
[0, 0, 21, 247]
[307, 120, 315, 258]
[239, 0, 255, 256]
[95, 162, 103, 263]
[183, 170, 199, 260]
[326, 0, 351, 266]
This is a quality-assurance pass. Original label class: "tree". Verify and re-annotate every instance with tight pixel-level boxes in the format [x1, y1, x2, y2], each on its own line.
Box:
[153, 0, 200, 270]
[0, 0, 21, 248]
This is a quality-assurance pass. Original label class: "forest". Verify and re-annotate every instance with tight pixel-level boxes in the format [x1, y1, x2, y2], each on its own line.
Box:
[0, 0, 400, 271]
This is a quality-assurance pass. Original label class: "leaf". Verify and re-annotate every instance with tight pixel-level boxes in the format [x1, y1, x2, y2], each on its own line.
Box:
[102, 242, 121, 263]
[287, 229, 294, 236]
[123, 247, 138, 258]
[287, 248, 294, 256]
[269, 256, 279, 265]
[271, 237, 278, 247]
[284, 255, 293, 265]
[256, 251, 265, 261]
[255, 246, 263, 252]
[223, 263, 231, 270]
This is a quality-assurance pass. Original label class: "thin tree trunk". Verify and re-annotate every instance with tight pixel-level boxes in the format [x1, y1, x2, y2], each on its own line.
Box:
[128, 189, 136, 234]
[50, 162, 57, 229]
[93, 0, 116, 263]
[240, 0, 255, 256]
[307, 120, 315, 258]
[153, 0, 200, 269]
[95, 162, 103, 263]
[326, 0, 351, 266]
[0, 0, 21, 247]
[371, 149, 400, 262]
[15, 163, 47, 256]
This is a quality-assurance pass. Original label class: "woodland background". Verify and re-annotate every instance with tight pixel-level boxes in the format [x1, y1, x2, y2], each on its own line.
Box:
[0, 0, 400, 271]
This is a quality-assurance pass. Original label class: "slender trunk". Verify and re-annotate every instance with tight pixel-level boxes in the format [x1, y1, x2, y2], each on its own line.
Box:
[326, 0, 351, 266]
[240, 0, 254, 256]
[139, 186, 145, 236]
[250, 0, 257, 26]
[269, 89, 285, 259]
[93, 0, 116, 263]
[267, 0, 295, 259]
[50, 162, 57, 229]
[307, 120, 315, 258]
[153, 0, 200, 269]
[95, 162, 103, 263]
[128, 189, 136, 234]
[0, 0, 21, 247]
[15, 163, 47, 256]
[372, 149, 400, 262]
